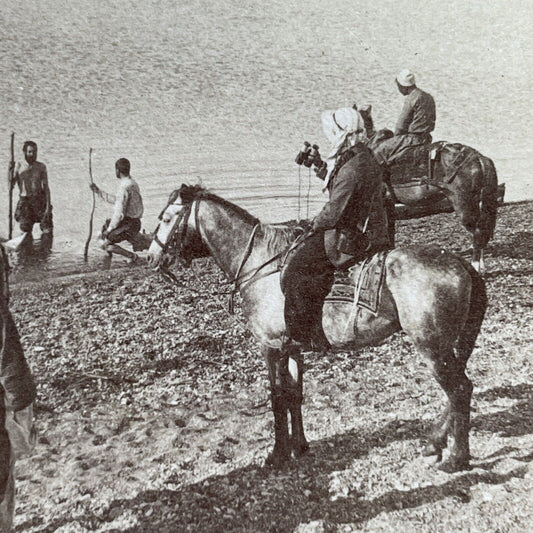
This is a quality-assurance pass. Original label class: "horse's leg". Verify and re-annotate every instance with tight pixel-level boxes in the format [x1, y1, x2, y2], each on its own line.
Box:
[471, 228, 485, 274]
[426, 347, 472, 472]
[422, 402, 451, 461]
[285, 347, 309, 458]
[451, 155, 496, 275]
[263, 346, 291, 467]
[471, 246, 485, 275]
[473, 156, 498, 274]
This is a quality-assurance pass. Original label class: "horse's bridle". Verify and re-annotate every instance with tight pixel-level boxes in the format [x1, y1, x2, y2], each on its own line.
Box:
[153, 199, 195, 256]
[154, 194, 301, 314]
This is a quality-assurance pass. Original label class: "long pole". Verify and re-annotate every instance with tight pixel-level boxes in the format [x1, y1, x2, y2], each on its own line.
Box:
[8, 133, 15, 238]
[83, 148, 95, 261]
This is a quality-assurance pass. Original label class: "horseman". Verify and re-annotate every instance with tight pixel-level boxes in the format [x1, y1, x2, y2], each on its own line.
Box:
[368, 69, 436, 168]
[282, 107, 392, 348]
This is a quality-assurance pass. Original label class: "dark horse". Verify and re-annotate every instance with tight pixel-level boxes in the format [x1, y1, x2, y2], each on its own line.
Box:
[364, 118, 499, 273]
[147, 185, 487, 473]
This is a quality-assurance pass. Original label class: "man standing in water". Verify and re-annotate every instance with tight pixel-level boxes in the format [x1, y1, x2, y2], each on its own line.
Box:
[0, 245, 36, 530]
[90, 158, 144, 263]
[371, 69, 436, 167]
[9, 141, 53, 235]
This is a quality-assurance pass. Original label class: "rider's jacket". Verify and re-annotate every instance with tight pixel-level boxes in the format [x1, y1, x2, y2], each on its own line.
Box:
[313, 143, 391, 267]
[395, 87, 436, 137]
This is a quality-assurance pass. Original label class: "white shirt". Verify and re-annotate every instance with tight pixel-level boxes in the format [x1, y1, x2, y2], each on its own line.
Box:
[108, 177, 143, 231]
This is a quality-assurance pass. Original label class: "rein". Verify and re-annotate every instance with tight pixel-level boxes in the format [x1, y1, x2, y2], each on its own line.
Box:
[227, 223, 259, 309]
[155, 193, 303, 318]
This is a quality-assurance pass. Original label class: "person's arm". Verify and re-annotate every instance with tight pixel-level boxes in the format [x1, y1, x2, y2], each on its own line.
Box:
[41, 165, 51, 212]
[89, 183, 116, 204]
[395, 98, 414, 135]
[312, 166, 358, 231]
[8, 162, 20, 192]
[107, 184, 128, 233]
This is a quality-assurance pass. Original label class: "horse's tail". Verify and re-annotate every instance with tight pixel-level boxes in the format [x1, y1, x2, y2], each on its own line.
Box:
[455, 262, 487, 370]
[474, 155, 499, 250]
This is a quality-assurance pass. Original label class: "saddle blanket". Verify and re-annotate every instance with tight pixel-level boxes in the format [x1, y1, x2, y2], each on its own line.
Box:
[325, 250, 388, 315]
[390, 141, 478, 188]
[390, 144, 431, 185]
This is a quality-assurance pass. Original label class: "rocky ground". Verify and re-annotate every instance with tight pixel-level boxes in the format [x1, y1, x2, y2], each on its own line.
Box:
[8, 201, 533, 533]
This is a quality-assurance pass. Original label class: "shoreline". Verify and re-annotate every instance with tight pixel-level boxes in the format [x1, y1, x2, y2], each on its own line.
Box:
[7, 198, 533, 288]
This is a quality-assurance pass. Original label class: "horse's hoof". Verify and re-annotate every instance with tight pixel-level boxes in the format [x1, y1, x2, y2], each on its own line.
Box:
[265, 451, 290, 469]
[437, 456, 471, 473]
[421, 442, 443, 461]
[292, 442, 310, 458]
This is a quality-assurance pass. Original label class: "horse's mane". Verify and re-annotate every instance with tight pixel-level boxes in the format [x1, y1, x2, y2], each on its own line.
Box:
[172, 184, 258, 225]
[259, 223, 302, 255]
[172, 184, 304, 254]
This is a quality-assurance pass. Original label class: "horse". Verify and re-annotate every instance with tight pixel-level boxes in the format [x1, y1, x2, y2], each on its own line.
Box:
[362, 114, 499, 273]
[147, 184, 487, 473]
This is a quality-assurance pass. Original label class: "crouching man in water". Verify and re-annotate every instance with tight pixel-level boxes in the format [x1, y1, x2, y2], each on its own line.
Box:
[90, 158, 144, 263]
[0, 245, 36, 531]
[282, 107, 392, 348]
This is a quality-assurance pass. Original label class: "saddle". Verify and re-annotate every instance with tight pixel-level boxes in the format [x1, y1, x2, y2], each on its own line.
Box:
[389, 144, 432, 186]
[389, 141, 480, 186]
[282, 249, 389, 349]
[326, 250, 388, 316]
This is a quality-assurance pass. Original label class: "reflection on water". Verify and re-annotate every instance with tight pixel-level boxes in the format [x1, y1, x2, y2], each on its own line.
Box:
[14, 232, 54, 267]
[7, 229, 135, 285]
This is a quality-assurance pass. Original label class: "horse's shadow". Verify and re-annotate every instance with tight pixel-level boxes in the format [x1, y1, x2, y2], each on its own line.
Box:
[17, 382, 533, 533]
[487, 231, 533, 261]
[472, 383, 533, 439]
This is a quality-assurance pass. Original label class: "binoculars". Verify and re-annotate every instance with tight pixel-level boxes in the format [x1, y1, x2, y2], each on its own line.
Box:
[295, 142, 328, 180]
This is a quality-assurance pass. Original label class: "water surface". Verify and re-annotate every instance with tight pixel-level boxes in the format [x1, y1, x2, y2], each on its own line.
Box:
[1, 0, 531, 280]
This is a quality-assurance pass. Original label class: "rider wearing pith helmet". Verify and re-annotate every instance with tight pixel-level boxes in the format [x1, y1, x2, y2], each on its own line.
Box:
[393, 68, 435, 138]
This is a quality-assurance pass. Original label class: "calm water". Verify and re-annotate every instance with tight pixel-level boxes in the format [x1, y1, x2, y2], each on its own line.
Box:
[1, 0, 532, 280]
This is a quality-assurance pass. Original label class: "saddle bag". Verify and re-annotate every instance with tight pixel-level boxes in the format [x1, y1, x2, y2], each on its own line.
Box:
[326, 228, 370, 270]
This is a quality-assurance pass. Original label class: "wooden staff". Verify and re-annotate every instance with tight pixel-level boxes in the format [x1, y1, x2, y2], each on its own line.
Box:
[8, 133, 15, 238]
[83, 148, 96, 261]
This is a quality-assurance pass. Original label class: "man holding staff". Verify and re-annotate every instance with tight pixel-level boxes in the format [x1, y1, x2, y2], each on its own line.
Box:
[9, 141, 53, 236]
[90, 158, 144, 263]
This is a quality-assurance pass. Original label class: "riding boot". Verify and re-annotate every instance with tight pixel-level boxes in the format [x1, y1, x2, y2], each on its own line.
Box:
[284, 271, 332, 350]
[282, 232, 333, 349]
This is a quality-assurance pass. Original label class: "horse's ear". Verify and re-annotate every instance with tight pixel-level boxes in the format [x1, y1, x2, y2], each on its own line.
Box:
[180, 185, 197, 205]
[168, 190, 179, 204]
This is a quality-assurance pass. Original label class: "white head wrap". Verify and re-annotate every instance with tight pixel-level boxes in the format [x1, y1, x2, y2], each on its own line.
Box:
[320, 107, 365, 188]
[396, 69, 415, 87]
